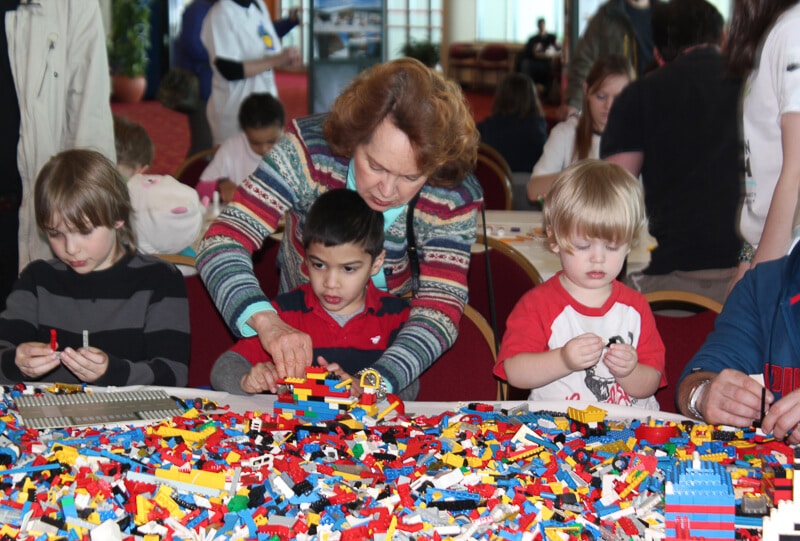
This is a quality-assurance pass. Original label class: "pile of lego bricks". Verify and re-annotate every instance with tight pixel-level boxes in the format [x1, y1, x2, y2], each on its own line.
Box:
[0, 385, 797, 541]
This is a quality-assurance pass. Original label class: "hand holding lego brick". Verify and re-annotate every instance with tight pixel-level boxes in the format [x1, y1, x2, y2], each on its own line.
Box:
[14, 341, 62, 379]
[59, 346, 109, 383]
[760, 387, 800, 443]
[560, 333, 604, 371]
[602, 342, 638, 379]
[692, 368, 771, 426]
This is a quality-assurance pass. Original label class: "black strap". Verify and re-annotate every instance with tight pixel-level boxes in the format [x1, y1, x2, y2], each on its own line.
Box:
[406, 192, 421, 297]
[480, 202, 503, 399]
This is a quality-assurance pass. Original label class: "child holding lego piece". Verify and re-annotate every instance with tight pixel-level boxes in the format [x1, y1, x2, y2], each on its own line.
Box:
[495, 160, 665, 409]
[196, 92, 285, 204]
[210, 189, 409, 395]
[0, 149, 190, 386]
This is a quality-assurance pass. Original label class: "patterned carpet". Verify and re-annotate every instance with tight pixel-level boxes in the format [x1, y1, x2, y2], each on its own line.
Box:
[111, 71, 498, 177]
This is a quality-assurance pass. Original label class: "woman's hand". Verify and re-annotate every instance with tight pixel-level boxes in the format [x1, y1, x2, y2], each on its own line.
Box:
[603, 343, 638, 379]
[559, 333, 603, 372]
[250, 311, 313, 378]
[59, 346, 109, 383]
[241, 362, 280, 394]
[15, 342, 61, 379]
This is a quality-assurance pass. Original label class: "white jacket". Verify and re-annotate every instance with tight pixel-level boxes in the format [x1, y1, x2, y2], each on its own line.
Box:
[7, 0, 116, 269]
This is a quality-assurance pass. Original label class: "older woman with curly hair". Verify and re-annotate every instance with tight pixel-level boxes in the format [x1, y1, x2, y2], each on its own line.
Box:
[197, 58, 482, 398]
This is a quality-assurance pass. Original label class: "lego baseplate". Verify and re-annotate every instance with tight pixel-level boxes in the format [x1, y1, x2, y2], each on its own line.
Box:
[13, 389, 183, 429]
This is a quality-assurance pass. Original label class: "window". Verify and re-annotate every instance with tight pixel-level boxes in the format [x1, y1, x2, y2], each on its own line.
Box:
[387, 0, 443, 60]
[476, 0, 565, 44]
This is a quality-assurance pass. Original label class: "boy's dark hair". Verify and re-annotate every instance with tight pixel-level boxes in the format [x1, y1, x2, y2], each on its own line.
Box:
[303, 189, 384, 260]
[113, 115, 154, 170]
[652, 0, 723, 63]
[238, 92, 286, 131]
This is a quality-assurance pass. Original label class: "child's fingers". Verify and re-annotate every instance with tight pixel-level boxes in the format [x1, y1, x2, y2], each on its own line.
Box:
[249, 362, 280, 393]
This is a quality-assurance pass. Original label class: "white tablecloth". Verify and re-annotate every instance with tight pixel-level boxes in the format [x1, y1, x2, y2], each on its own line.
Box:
[104, 386, 690, 423]
[478, 210, 656, 281]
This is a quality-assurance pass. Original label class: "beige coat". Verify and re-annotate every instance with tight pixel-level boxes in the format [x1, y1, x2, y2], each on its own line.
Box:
[7, 0, 116, 269]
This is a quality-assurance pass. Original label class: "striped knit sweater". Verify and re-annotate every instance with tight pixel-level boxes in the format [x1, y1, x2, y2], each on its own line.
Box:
[197, 113, 483, 393]
[0, 253, 190, 386]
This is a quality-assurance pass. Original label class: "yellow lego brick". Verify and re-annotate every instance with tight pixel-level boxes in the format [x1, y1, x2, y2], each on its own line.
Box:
[144, 535, 161, 541]
[53, 445, 79, 465]
[330, 469, 363, 482]
[548, 482, 564, 495]
[155, 467, 226, 490]
[304, 511, 321, 526]
[153, 425, 216, 443]
[154, 485, 185, 519]
[442, 453, 464, 468]
[540, 505, 554, 521]
[87, 511, 101, 525]
[135, 494, 154, 525]
[441, 426, 459, 439]
[16, 478, 36, 503]
[181, 407, 201, 419]
[563, 456, 577, 468]
[698, 452, 729, 463]
[67, 522, 92, 537]
[554, 417, 570, 431]
[226, 451, 241, 464]
[465, 456, 483, 468]
[596, 439, 630, 455]
[283, 377, 306, 384]
[387, 515, 398, 541]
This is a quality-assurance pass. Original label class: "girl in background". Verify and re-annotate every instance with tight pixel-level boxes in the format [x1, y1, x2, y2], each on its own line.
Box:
[0, 149, 190, 386]
[477, 73, 547, 173]
[527, 55, 633, 201]
[725, 0, 800, 292]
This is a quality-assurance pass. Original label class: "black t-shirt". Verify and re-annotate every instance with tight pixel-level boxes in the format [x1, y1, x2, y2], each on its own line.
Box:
[600, 49, 741, 274]
[478, 115, 548, 173]
[0, 1, 22, 197]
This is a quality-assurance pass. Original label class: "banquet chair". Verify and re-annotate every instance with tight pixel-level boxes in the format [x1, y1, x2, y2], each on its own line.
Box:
[469, 234, 543, 400]
[447, 42, 479, 88]
[475, 154, 513, 210]
[645, 290, 722, 413]
[174, 147, 216, 189]
[478, 142, 513, 180]
[476, 43, 511, 89]
[416, 304, 501, 401]
[184, 273, 236, 388]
